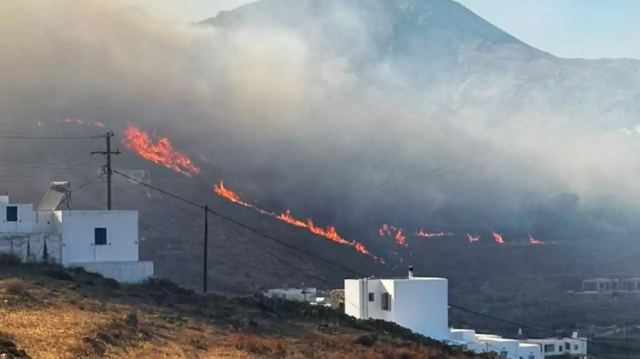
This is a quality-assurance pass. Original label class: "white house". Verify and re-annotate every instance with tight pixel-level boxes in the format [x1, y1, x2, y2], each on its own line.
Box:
[0, 183, 153, 283]
[523, 336, 587, 358]
[264, 287, 318, 302]
[344, 268, 449, 341]
[344, 267, 586, 359]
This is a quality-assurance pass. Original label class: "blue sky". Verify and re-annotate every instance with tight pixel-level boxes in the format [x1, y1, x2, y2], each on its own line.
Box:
[154, 0, 640, 59]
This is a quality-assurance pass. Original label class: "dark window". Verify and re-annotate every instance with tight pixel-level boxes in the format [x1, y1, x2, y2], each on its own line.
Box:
[565, 343, 570, 350]
[368, 292, 374, 302]
[544, 344, 554, 352]
[499, 351, 508, 359]
[6, 206, 17, 222]
[381, 292, 391, 311]
[574, 345, 579, 350]
[94, 227, 107, 245]
[559, 345, 563, 351]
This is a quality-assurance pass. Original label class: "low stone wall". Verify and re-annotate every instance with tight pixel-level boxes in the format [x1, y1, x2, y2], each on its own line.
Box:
[0, 233, 61, 263]
[67, 261, 154, 284]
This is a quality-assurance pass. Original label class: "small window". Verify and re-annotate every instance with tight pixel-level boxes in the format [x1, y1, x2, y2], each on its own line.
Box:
[499, 351, 508, 359]
[544, 344, 554, 353]
[528, 355, 535, 359]
[574, 344, 579, 350]
[368, 292, 374, 302]
[6, 206, 17, 222]
[381, 292, 391, 311]
[565, 343, 570, 350]
[559, 345, 563, 351]
[94, 227, 107, 245]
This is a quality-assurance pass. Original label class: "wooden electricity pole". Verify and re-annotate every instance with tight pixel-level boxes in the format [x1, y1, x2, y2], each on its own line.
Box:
[203, 205, 209, 293]
[91, 131, 121, 210]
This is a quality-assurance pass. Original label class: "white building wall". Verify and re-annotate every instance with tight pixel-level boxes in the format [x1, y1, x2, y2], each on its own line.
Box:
[70, 261, 154, 284]
[56, 210, 139, 264]
[393, 278, 448, 340]
[0, 202, 34, 233]
[33, 211, 54, 233]
[344, 277, 447, 340]
[344, 279, 364, 318]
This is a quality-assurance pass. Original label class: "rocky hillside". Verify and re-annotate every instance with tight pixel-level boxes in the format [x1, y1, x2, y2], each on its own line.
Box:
[0, 255, 492, 359]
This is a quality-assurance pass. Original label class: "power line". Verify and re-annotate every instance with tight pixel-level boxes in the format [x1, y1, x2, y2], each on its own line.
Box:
[112, 169, 362, 277]
[112, 168, 638, 354]
[73, 174, 104, 193]
[0, 134, 105, 140]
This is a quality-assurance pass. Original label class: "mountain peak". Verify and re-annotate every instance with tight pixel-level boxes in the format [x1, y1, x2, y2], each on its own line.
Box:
[204, 0, 536, 65]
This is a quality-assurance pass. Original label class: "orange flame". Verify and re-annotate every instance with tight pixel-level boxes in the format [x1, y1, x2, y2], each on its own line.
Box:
[212, 180, 380, 260]
[274, 211, 378, 259]
[123, 125, 201, 177]
[528, 234, 545, 245]
[467, 234, 480, 243]
[276, 210, 307, 228]
[213, 180, 251, 207]
[378, 224, 407, 247]
[492, 232, 505, 245]
[415, 229, 454, 238]
[395, 229, 407, 247]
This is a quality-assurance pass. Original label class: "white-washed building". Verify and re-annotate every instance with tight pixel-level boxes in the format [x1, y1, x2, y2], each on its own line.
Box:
[344, 267, 586, 359]
[524, 336, 587, 358]
[344, 268, 449, 341]
[0, 183, 153, 283]
[264, 287, 318, 302]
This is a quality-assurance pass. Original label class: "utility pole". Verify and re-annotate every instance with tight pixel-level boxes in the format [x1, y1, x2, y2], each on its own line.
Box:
[91, 131, 121, 210]
[203, 205, 209, 293]
[626, 321, 630, 359]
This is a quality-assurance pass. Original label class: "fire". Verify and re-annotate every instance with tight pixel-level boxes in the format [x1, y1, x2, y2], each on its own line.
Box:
[213, 180, 252, 207]
[415, 229, 454, 238]
[395, 229, 407, 247]
[379, 223, 392, 237]
[123, 125, 201, 177]
[211, 181, 380, 260]
[276, 210, 307, 228]
[528, 234, 545, 245]
[467, 234, 480, 243]
[273, 210, 378, 259]
[378, 224, 407, 247]
[492, 232, 505, 245]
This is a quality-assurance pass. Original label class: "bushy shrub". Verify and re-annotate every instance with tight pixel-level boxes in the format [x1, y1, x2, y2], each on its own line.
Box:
[0, 253, 21, 267]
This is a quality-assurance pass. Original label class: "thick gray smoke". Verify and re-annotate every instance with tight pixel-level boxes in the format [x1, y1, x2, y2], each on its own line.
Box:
[2, 0, 640, 250]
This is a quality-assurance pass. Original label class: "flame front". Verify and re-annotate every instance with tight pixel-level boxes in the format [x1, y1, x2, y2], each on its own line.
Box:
[276, 211, 379, 259]
[123, 125, 201, 177]
[378, 224, 407, 247]
[467, 234, 480, 243]
[492, 232, 505, 245]
[415, 229, 454, 238]
[211, 180, 379, 260]
[213, 180, 252, 207]
[276, 210, 307, 228]
[528, 234, 545, 245]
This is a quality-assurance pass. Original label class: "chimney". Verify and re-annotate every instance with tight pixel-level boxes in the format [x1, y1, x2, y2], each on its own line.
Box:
[408, 265, 414, 279]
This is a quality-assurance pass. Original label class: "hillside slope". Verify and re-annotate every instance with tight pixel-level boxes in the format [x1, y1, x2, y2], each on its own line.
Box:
[0, 256, 491, 359]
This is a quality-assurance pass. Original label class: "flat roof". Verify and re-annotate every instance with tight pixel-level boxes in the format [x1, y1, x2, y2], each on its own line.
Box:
[346, 276, 447, 281]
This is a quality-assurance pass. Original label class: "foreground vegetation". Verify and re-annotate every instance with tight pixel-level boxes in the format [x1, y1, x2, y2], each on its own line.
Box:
[0, 254, 493, 358]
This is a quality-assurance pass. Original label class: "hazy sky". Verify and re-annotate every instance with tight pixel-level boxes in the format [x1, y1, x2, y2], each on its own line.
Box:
[151, 0, 640, 59]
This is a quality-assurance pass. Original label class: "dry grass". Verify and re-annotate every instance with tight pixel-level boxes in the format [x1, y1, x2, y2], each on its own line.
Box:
[0, 264, 493, 359]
